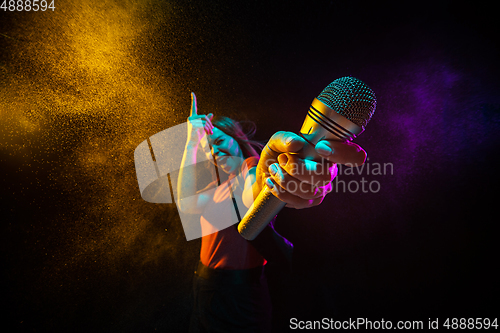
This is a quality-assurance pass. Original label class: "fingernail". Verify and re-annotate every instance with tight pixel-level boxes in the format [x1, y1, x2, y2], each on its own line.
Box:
[285, 137, 294, 145]
[316, 143, 333, 156]
[265, 177, 274, 189]
[278, 154, 288, 167]
[269, 163, 278, 175]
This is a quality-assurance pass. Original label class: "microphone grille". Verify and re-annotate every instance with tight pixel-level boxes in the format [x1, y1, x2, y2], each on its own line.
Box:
[317, 76, 376, 129]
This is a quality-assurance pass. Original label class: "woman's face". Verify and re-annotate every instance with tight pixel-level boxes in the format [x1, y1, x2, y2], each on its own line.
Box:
[208, 127, 244, 174]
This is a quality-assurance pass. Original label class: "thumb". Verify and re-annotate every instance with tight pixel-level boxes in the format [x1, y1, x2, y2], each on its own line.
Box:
[316, 140, 367, 166]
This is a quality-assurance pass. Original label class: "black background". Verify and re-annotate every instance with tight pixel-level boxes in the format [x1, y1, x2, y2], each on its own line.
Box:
[1, 0, 499, 331]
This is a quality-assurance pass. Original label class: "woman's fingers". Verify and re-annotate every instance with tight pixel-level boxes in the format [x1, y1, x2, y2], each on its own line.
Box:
[188, 93, 214, 135]
[255, 131, 306, 187]
[261, 151, 336, 209]
[190, 92, 198, 117]
[265, 176, 326, 209]
[206, 113, 214, 134]
[267, 163, 329, 200]
[276, 153, 337, 184]
[190, 116, 213, 135]
[265, 131, 306, 157]
[315, 140, 367, 166]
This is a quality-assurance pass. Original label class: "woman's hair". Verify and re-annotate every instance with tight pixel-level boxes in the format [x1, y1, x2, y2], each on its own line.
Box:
[212, 116, 264, 158]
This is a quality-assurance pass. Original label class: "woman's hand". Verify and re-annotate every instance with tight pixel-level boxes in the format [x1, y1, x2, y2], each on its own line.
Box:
[187, 92, 214, 145]
[315, 139, 366, 166]
[256, 132, 366, 209]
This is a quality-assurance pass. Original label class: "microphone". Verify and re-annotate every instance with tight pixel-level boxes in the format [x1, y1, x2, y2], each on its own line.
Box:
[238, 76, 377, 240]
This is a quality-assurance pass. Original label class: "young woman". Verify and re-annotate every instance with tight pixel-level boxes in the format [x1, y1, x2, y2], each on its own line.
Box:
[178, 93, 365, 332]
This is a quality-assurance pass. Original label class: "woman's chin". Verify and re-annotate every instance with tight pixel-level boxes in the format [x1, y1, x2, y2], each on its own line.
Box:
[217, 157, 243, 175]
[220, 164, 235, 174]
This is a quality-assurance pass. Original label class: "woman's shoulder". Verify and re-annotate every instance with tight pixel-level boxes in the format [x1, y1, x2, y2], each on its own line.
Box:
[240, 156, 259, 179]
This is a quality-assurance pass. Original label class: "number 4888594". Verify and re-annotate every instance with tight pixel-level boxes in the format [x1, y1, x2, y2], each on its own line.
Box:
[1, 0, 56, 11]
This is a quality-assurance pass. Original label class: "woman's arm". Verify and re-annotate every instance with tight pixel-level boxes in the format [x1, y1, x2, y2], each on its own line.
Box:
[242, 166, 258, 208]
[176, 93, 213, 214]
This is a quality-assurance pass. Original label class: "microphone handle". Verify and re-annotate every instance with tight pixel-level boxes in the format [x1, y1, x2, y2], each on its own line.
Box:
[237, 186, 286, 240]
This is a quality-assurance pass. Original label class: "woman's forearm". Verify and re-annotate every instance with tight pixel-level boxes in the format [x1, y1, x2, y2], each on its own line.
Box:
[176, 139, 202, 212]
